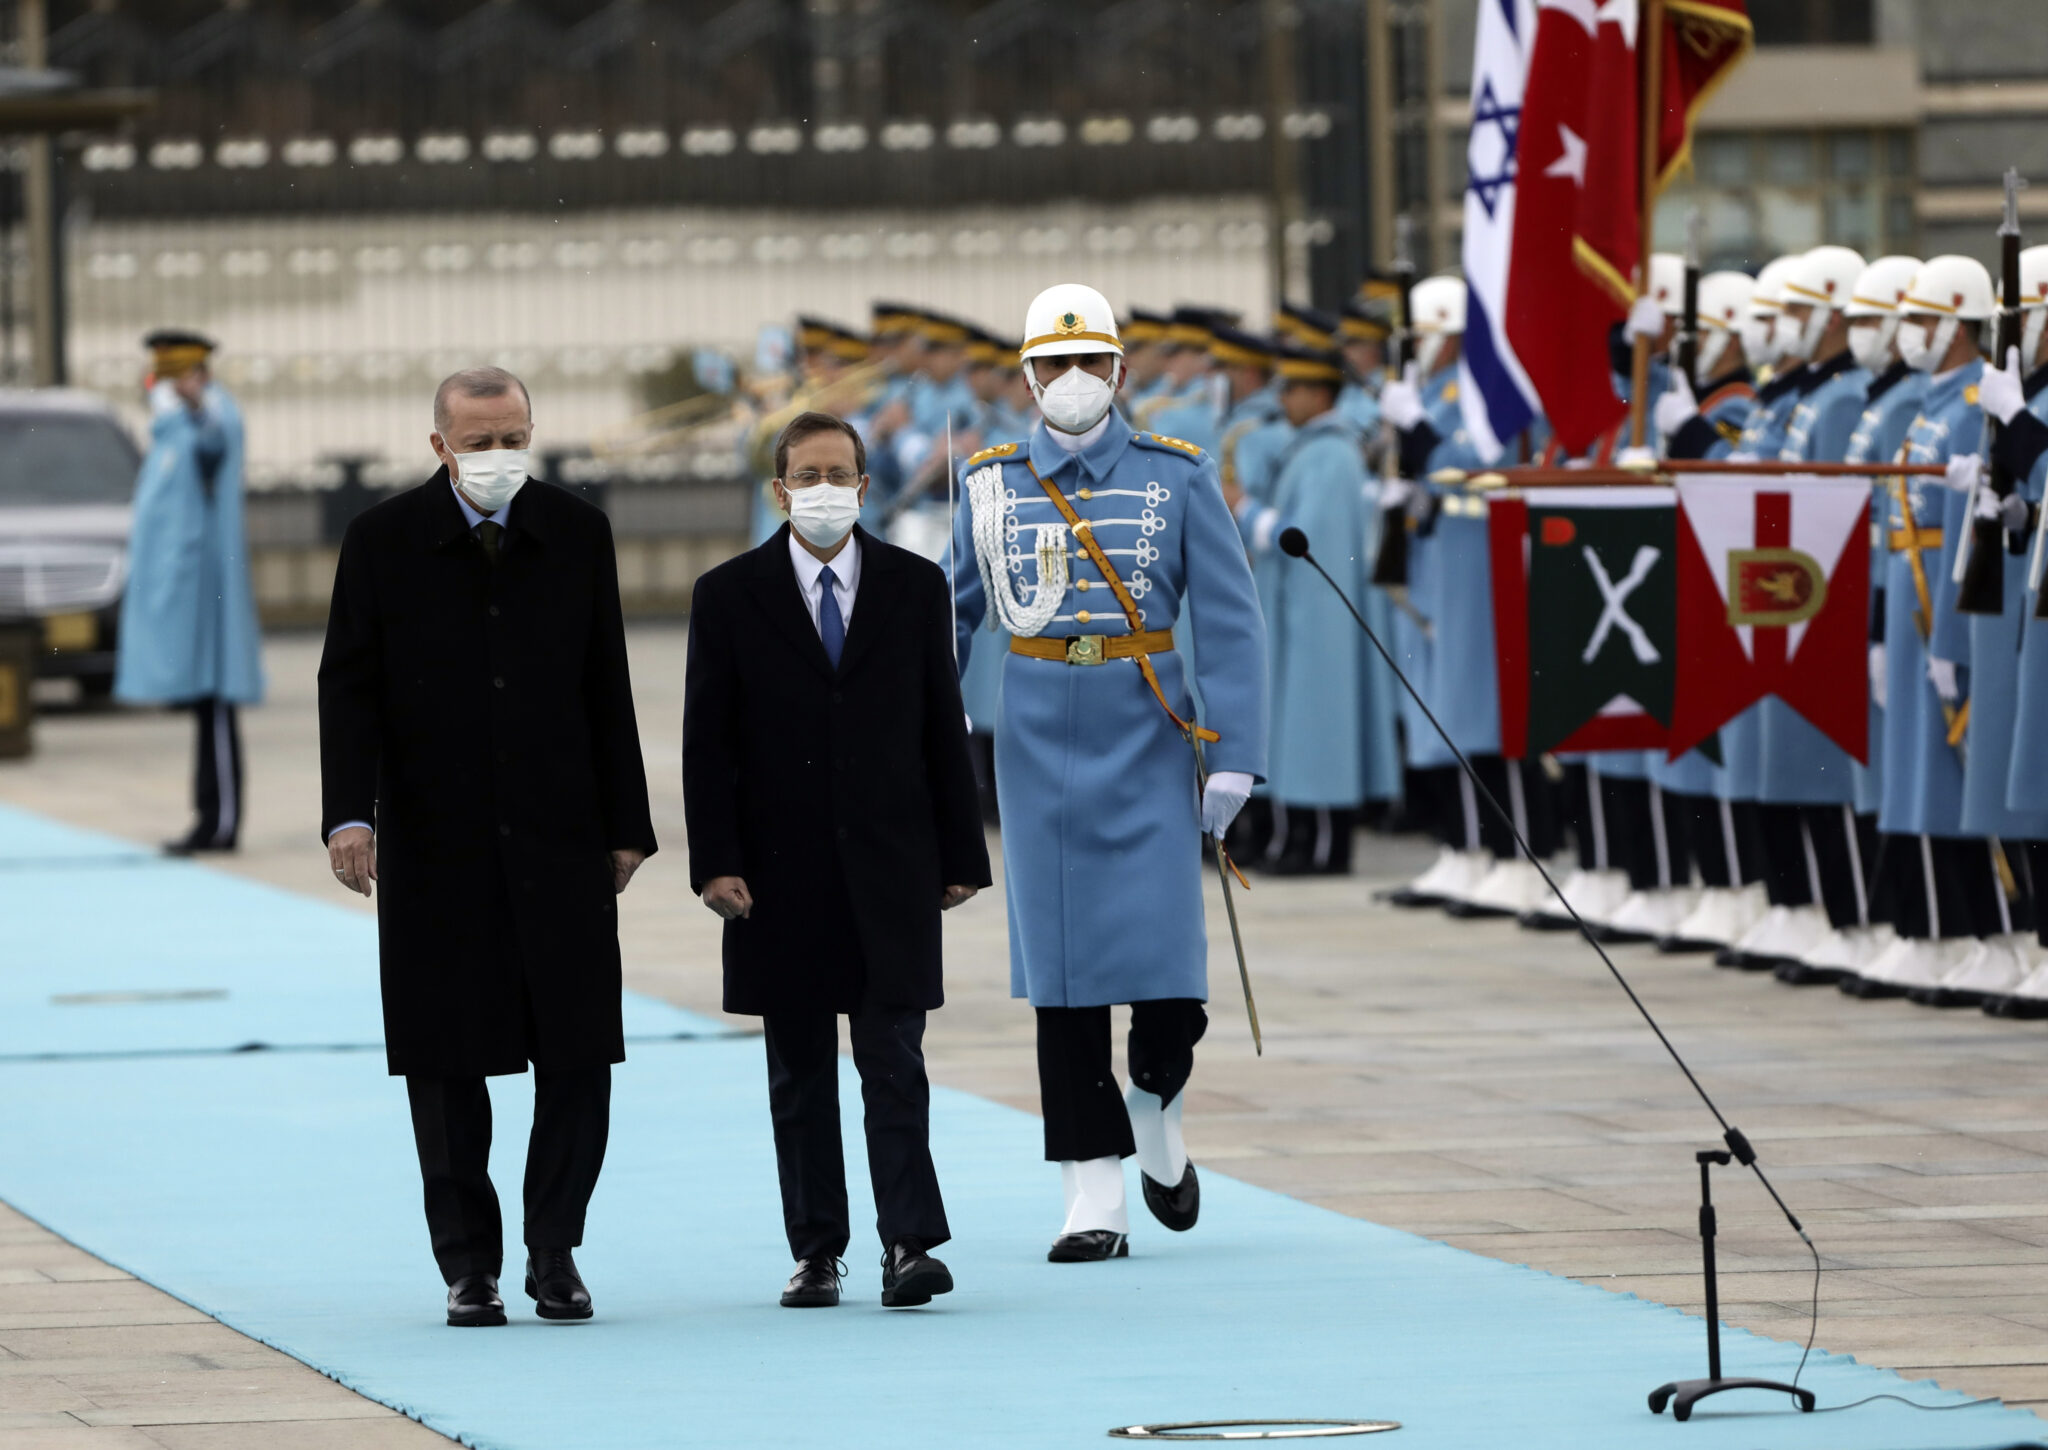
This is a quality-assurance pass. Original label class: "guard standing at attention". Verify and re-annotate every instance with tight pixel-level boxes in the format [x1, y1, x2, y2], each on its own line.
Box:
[952, 283, 1267, 1263]
[114, 330, 265, 855]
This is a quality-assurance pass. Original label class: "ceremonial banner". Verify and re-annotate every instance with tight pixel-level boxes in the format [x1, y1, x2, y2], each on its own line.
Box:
[1491, 487, 1676, 759]
[1667, 477, 1870, 763]
[1457, 0, 1541, 463]
[1654, 2, 1754, 187]
[1503, 0, 1638, 457]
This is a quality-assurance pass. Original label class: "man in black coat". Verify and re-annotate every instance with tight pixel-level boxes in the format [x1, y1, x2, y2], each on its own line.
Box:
[683, 410, 990, 1310]
[318, 367, 656, 1328]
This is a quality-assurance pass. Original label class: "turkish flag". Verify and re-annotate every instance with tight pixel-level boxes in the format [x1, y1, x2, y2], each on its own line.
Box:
[1503, 1, 1637, 457]
[1667, 477, 1870, 763]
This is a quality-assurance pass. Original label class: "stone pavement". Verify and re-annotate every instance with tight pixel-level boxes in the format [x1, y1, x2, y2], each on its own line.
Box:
[4, 626, 2048, 1446]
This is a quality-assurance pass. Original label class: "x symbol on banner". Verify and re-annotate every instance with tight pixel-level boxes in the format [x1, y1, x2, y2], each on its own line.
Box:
[1582, 544, 1663, 665]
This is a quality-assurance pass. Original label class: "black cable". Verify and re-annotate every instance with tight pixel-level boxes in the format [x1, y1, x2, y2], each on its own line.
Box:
[1277, 528, 1993, 1418]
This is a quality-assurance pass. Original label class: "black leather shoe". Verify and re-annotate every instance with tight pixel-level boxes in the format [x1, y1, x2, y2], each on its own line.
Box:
[880, 1239, 954, 1308]
[780, 1256, 845, 1307]
[161, 832, 235, 857]
[1048, 1230, 1129, 1263]
[1141, 1162, 1200, 1232]
[524, 1248, 592, 1321]
[446, 1273, 505, 1327]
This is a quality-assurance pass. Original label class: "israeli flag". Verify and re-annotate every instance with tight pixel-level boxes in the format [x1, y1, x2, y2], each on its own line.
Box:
[1458, 0, 1541, 463]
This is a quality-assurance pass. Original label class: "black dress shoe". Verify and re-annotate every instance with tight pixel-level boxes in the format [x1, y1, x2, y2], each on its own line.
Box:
[1048, 1230, 1129, 1263]
[780, 1256, 845, 1308]
[1775, 960, 1848, 986]
[880, 1239, 954, 1308]
[161, 832, 235, 857]
[1141, 1162, 1200, 1232]
[524, 1248, 592, 1321]
[446, 1273, 505, 1328]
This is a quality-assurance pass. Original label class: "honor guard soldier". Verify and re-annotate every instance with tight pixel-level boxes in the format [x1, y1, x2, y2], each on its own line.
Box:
[1658, 270, 1763, 461]
[1241, 338, 1385, 872]
[950, 284, 1267, 1262]
[1136, 307, 1228, 433]
[1850, 255, 2005, 995]
[1934, 245, 2048, 1009]
[1336, 291, 1393, 433]
[1121, 308, 1173, 407]
[115, 330, 265, 854]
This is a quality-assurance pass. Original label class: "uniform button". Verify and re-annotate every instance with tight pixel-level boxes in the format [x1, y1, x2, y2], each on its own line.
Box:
[498, 824, 510, 837]
[1078, 488, 1093, 500]
[488, 605, 501, 617]
[1076, 609, 1091, 623]
[1077, 579, 1091, 592]
[493, 676, 505, 689]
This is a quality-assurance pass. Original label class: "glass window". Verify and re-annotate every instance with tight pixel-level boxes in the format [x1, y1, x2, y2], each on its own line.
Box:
[1757, 189, 1822, 252]
[0, 416, 140, 504]
[1827, 188, 1875, 249]
[1697, 133, 1749, 186]
[1887, 191, 1916, 248]
[1884, 131, 1912, 177]
[1766, 134, 1813, 184]
[1829, 132, 1871, 181]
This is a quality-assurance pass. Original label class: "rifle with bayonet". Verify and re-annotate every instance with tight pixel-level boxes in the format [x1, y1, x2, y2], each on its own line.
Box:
[1957, 167, 2027, 615]
[1369, 214, 1421, 588]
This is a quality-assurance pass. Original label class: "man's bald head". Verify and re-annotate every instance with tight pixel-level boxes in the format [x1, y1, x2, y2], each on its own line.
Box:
[433, 366, 531, 435]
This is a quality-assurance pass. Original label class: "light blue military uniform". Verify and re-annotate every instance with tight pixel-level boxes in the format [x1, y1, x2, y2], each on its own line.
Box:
[1842, 362, 1930, 814]
[1760, 352, 1872, 807]
[1879, 360, 1982, 837]
[951, 424, 1268, 1007]
[1338, 375, 1382, 434]
[955, 395, 1037, 736]
[1402, 371, 1496, 768]
[114, 384, 264, 706]
[1250, 411, 1388, 806]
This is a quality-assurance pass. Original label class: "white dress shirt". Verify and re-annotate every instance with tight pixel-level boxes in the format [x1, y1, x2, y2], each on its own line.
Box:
[788, 529, 860, 638]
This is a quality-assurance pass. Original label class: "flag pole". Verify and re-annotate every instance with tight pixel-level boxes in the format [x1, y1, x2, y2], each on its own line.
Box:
[1628, 0, 1666, 449]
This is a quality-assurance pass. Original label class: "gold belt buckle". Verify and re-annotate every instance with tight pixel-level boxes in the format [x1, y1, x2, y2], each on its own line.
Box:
[1066, 634, 1108, 666]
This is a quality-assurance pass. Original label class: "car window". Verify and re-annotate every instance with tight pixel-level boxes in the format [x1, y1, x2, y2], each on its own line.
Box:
[0, 415, 140, 505]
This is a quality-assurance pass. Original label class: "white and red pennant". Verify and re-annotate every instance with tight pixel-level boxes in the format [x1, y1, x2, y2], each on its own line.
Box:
[1667, 476, 1871, 763]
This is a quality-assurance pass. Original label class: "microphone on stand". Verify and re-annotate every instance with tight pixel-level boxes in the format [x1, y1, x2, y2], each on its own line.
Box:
[1278, 523, 1822, 1419]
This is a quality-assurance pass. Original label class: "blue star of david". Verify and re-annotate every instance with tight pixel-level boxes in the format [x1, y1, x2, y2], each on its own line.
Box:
[1467, 77, 1521, 220]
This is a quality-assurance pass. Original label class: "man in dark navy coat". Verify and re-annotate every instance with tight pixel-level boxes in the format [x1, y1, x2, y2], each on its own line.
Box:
[318, 367, 656, 1328]
[683, 410, 989, 1310]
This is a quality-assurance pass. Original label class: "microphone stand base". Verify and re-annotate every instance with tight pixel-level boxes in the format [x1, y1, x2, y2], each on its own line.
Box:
[1647, 1378, 1815, 1422]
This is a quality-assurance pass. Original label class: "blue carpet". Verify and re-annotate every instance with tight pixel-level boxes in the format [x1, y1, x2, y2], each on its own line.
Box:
[0, 804, 728, 1058]
[0, 804, 2038, 1449]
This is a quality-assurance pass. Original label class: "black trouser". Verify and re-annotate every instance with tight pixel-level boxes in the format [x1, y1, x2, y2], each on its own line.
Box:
[1663, 792, 1762, 889]
[1797, 805, 1883, 930]
[1754, 803, 1816, 909]
[1559, 764, 1659, 887]
[1874, 834, 2009, 942]
[1466, 755, 1560, 861]
[1035, 1000, 1208, 1164]
[405, 1064, 612, 1284]
[762, 1003, 949, 1262]
[188, 697, 242, 847]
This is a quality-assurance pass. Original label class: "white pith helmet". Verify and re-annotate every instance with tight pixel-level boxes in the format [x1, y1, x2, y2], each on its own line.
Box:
[1019, 283, 1123, 364]
[1742, 255, 1801, 369]
[1845, 255, 1921, 319]
[1408, 275, 1467, 335]
[1899, 255, 1995, 373]
[2016, 244, 2048, 365]
[1695, 270, 1754, 377]
[1647, 252, 1685, 316]
[1776, 245, 1866, 360]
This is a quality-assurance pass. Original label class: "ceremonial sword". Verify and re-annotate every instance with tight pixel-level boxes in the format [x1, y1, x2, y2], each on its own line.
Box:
[1188, 733, 1262, 1056]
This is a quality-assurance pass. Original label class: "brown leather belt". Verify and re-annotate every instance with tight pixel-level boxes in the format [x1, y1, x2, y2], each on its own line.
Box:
[1010, 629, 1177, 666]
[1888, 526, 1943, 553]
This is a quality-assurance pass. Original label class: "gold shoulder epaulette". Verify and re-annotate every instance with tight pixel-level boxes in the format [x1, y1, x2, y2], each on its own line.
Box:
[1144, 433, 1203, 456]
[1713, 418, 1743, 444]
[966, 442, 1018, 465]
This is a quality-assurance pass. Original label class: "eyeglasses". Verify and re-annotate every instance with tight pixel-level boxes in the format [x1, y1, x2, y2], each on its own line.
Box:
[786, 470, 860, 488]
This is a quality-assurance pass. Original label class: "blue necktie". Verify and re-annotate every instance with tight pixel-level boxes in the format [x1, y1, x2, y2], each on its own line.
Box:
[817, 565, 845, 668]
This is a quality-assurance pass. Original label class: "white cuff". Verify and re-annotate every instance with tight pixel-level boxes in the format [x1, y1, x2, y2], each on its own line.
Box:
[327, 821, 372, 842]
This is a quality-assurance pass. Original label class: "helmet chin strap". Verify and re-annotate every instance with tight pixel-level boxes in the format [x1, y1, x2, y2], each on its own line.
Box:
[2024, 308, 2048, 372]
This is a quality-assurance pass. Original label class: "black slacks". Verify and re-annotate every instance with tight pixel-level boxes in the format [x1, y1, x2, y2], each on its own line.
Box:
[762, 1003, 949, 1261]
[1035, 1000, 1207, 1163]
[405, 1065, 611, 1284]
[189, 697, 242, 848]
[1873, 834, 2009, 941]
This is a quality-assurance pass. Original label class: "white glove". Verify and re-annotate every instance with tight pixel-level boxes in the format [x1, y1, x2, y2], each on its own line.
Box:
[1379, 477, 1415, 510]
[1944, 453, 1985, 494]
[1378, 362, 1425, 432]
[1624, 295, 1668, 344]
[1928, 655, 1961, 704]
[1869, 644, 1887, 710]
[1977, 486, 2033, 532]
[1980, 345, 2027, 425]
[1654, 371, 1699, 440]
[1201, 771, 1254, 839]
[1615, 445, 1658, 469]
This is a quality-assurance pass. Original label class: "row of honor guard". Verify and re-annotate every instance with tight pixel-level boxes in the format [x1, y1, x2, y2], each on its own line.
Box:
[1377, 238, 2048, 1019]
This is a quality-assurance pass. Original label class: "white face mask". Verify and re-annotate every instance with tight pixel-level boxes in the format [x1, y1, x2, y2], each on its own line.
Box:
[2025, 308, 2048, 372]
[1897, 316, 1954, 373]
[1415, 330, 1454, 378]
[1741, 313, 1778, 370]
[1030, 359, 1119, 433]
[1697, 327, 1733, 380]
[449, 447, 529, 511]
[783, 479, 864, 548]
[1772, 309, 1811, 362]
[1848, 319, 1894, 373]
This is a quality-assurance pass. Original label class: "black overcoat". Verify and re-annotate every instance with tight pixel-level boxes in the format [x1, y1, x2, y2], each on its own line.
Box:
[682, 526, 991, 1015]
[317, 472, 657, 1078]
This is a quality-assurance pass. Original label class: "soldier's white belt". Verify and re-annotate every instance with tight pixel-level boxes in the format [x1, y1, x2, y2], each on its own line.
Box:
[1011, 629, 1178, 666]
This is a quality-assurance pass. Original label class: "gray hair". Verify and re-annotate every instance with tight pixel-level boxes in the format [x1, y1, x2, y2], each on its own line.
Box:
[433, 366, 531, 433]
